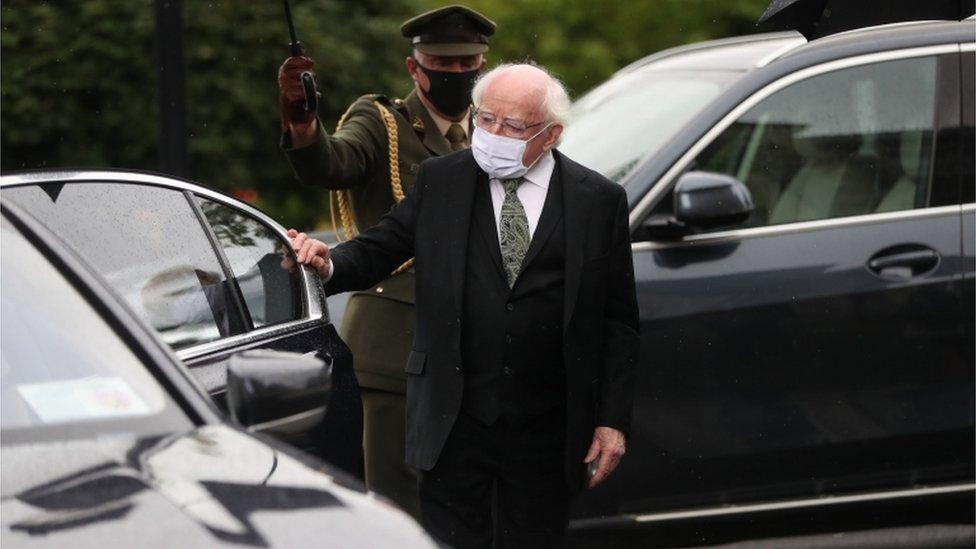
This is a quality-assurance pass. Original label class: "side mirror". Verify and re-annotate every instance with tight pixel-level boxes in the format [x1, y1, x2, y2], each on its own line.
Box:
[226, 349, 332, 431]
[673, 171, 754, 229]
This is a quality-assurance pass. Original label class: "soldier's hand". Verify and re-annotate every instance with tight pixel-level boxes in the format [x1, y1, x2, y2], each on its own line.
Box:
[288, 229, 332, 279]
[278, 56, 319, 135]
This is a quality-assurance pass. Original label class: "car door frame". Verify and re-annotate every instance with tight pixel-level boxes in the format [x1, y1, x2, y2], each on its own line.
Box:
[0, 171, 332, 392]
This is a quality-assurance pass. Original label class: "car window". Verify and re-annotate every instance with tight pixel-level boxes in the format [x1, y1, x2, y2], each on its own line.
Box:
[560, 69, 739, 183]
[653, 55, 940, 230]
[4, 183, 244, 349]
[0, 216, 191, 436]
[196, 197, 304, 328]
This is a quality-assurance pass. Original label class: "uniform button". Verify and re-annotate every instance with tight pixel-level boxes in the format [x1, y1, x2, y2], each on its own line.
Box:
[506, 303, 514, 312]
[375, 286, 384, 294]
[455, 364, 463, 374]
[503, 366, 513, 376]
[505, 334, 513, 344]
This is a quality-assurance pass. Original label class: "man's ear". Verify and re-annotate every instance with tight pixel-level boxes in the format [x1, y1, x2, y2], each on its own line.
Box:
[544, 124, 564, 150]
[478, 58, 487, 72]
[406, 56, 418, 80]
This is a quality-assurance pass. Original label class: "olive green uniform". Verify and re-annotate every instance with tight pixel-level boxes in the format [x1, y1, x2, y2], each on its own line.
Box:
[282, 90, 459, 518]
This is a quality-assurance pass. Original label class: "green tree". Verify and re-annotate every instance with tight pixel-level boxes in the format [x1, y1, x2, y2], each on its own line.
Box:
[1, 0, 420, 228]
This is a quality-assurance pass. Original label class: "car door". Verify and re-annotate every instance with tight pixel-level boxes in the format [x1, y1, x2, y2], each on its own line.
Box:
[1, 176, 355, 467]
[597, 47, 973, 516]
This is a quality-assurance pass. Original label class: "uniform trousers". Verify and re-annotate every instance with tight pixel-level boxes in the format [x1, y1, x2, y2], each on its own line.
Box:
[419, 410, 570, 549]
[361, 388, 420, 519]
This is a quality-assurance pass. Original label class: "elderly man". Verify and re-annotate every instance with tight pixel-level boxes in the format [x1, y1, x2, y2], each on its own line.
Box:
[278, 5, 496, 518]
[291, 63, 638, 548]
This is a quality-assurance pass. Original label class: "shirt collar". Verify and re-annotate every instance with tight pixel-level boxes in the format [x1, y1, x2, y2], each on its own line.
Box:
[522, 150, 555, 189]
[427, 106, 470, 140]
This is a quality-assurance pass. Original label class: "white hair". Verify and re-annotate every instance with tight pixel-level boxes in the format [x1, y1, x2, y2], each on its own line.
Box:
[471, 63, 572, 126]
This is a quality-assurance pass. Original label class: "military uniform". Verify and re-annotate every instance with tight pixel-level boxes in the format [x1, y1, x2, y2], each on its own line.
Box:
[280, 5, 495, 520]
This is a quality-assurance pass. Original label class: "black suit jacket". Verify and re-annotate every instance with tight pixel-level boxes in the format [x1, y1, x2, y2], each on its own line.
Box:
[326, 149, 639, 486]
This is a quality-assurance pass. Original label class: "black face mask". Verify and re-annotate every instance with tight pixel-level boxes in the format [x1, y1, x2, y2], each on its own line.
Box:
[416, 63, 479, 118]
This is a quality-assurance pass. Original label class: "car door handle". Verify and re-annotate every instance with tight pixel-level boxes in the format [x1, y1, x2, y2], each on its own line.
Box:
[867, 245, 940, 280]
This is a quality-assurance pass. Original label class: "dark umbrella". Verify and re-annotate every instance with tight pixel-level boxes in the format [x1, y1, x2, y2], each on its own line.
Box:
[758, 0, 976, 40]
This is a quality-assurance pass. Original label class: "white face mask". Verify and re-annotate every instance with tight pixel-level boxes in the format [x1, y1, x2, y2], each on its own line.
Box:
[471, 124, 552, 180]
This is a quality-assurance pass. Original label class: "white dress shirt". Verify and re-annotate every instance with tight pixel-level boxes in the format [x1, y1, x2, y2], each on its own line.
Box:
[488, 150, 555, 242]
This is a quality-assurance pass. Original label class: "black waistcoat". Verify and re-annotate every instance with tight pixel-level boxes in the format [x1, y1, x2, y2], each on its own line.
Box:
[460, 166, 566, 426]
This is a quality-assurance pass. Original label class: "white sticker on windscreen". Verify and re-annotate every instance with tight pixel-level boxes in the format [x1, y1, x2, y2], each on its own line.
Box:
[17, 376, 152, 423]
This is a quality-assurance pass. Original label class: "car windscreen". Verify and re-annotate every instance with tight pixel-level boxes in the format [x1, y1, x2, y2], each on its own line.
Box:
[0, 216, 192, 442]
[559, 69, 739, 184]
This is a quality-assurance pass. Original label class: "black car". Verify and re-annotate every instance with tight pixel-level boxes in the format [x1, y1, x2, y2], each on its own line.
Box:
[0, 173, 435, 547]
[0, 170, 364, 465]
[557, 20, 975, 547]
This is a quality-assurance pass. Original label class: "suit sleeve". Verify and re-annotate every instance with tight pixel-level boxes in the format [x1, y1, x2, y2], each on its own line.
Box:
[597, 187, 640, 436]
[323, 162, 426, 295]
[280, 98, 385, 189]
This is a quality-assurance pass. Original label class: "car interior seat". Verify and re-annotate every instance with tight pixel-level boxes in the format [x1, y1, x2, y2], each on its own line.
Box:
[769, 130, 877, 224]
[875, 130, 927, 212]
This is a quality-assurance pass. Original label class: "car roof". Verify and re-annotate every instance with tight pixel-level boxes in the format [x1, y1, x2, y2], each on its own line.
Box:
[783, 20, 975, 61]
[616, 19, 973, 80]
[616, 32, 806, 75]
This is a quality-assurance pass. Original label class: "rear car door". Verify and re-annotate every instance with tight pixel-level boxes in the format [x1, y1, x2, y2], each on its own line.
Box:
[601, 46, 973, 516]
[2, 177, 356, 469]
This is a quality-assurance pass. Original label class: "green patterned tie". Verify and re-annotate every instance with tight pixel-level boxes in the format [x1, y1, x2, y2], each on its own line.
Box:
[499, 178, 530, 288]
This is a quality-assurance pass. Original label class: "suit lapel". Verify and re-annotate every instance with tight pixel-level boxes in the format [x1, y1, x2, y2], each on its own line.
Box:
[516, 161, 563, 278]
[404, 91, 453, 156]
[447, 154, 479, 316]
[473, 175, 507, 284]
[558, 150, 592, 333]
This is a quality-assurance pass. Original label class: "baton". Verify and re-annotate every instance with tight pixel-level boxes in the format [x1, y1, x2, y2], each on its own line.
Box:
[283, 0, 318, 114]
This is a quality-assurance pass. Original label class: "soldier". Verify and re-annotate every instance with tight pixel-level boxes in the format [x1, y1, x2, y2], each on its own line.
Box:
[276, 5, 496, 519]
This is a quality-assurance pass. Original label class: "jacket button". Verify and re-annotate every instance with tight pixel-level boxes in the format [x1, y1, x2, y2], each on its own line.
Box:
[455, 364, 463, 374]
[375, 286, 384, 293]
[505, 334, 512, 344]
[503, 366, 513, 376]
[506, 303, 514, 311]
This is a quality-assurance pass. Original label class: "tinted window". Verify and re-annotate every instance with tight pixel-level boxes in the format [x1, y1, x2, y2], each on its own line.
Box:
[5, 183, 242, 349]
[560, 69, 739, 183]
[0, 217, 190, 435]
[654, 56, 940, 229]
[197, 197, 303, 328]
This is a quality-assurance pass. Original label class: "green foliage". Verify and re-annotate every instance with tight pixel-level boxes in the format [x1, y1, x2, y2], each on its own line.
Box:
[2, 0, 420, 228]
[2, 0, 769, 229]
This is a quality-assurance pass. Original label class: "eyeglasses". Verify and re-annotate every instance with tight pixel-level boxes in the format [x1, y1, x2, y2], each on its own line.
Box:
[473, 109, 547, 139]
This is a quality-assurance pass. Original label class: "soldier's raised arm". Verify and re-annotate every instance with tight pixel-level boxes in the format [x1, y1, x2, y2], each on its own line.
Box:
[278, 55, 387, 189]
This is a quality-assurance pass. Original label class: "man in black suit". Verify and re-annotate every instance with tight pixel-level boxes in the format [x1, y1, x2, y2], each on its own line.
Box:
[291, 63, 638, 548]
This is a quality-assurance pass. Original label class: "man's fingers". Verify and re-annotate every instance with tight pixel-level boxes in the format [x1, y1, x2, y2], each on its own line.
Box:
[292, 232, 308, 258]
[583, 438, 601, 464]
[286, 228, 298, 238]
[278, 56, 314, 76]
[588, 450, 610, 488]
[310, 241, 330, 260]
[299, 241, 317, 262]
[296, 238, 329, 267]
